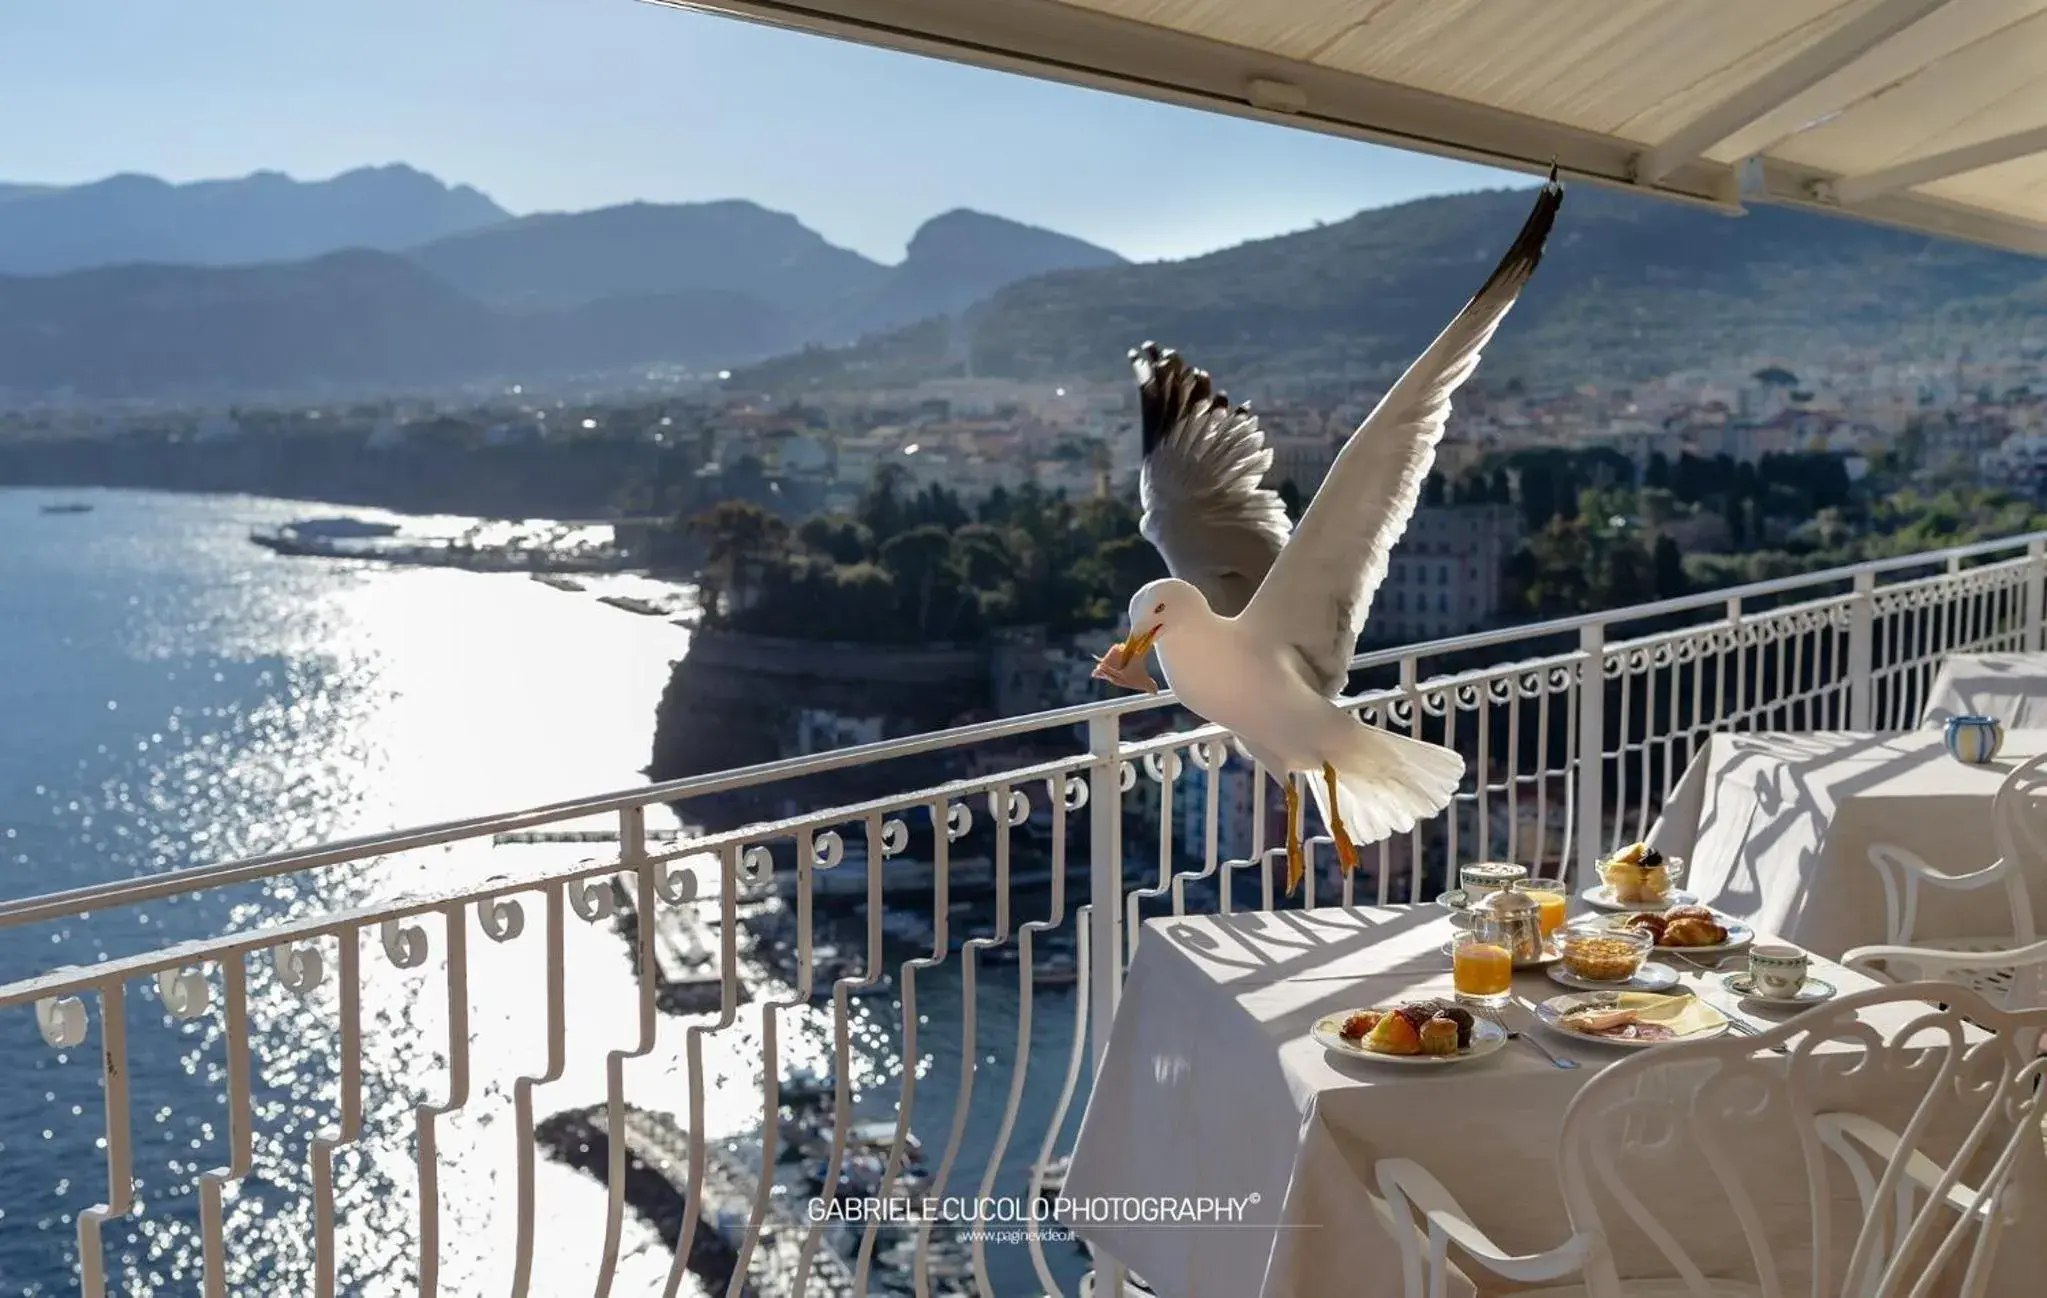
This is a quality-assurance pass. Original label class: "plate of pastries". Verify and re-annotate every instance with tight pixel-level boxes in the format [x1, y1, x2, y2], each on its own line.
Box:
[1606, 905, 1753, 955]
[1312, 999, 1509, 1065]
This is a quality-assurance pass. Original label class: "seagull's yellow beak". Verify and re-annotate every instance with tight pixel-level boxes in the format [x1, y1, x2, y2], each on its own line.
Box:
[1091, 624, 1162, 693]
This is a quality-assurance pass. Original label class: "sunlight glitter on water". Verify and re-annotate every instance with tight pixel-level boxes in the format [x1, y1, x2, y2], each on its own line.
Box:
[0, 490, 742, 1295]
[2, 489, 1083, 1298]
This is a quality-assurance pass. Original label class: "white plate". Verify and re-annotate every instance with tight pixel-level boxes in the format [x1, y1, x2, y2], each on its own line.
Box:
[1534, 991, 1730, 1048]
[1547, 960, 1680, 993]
[1595, 913, 1755, 956]
[1311, 1011, 1510, 1066]
[1582, 885, 1699, 913]
[1721, 972, 1837, 1006]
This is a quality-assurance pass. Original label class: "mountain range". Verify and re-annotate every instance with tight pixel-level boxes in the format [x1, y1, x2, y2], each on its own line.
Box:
[738, 187, 2047, 394]
[0, 168, 1124, 402]
[0, 165, 509, 273]
[4, 166, 2046, 404]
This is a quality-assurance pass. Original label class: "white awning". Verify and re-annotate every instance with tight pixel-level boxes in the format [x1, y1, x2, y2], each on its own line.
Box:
[657, 0, 2047, 257]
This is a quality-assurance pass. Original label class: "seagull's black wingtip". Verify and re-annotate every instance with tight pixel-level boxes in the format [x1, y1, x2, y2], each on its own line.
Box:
[1471, 168, 1564, 302]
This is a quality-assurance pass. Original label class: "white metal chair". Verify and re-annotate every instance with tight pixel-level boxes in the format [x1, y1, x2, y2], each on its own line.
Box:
[1376, 983, 2047, 1298]
[1856, 750, 2047, 1005]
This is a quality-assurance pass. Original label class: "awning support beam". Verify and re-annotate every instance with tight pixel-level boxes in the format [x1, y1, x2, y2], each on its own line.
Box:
[1632, 0, 1952, 184]
[1830, 121, 2047, 204]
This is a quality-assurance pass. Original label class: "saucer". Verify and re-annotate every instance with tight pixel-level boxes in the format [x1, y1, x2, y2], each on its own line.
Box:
[1548, 960, 1680, 993]
[1721, 972, 1836, 1006]
[1582, 885, 1699, 913]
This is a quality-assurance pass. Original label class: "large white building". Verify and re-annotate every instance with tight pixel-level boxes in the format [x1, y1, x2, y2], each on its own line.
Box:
[1376, 504, 1522, 643]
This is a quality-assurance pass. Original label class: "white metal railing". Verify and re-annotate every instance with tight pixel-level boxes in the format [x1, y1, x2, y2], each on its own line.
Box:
[2, 530, 2044, 1296]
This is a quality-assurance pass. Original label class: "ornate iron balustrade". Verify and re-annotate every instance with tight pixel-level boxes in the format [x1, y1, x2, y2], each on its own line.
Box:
[2, 532, 2042, 1297]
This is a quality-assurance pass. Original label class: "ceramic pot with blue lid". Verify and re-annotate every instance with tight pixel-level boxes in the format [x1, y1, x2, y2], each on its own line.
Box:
[1945, 715, 2004, 765]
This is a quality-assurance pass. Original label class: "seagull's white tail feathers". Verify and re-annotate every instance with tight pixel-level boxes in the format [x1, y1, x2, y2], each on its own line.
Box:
[1309, 725, 1465, 846]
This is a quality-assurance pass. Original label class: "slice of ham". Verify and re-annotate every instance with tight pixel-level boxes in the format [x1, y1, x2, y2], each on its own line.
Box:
[1565, 1007, 1639, 1032]
[1563, 1007, 1678, 1040]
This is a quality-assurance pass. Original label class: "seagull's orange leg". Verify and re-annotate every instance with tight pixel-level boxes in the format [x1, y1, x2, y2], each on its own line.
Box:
[1284, 778, 1305, 896]
[1323, 762, 1360, 873]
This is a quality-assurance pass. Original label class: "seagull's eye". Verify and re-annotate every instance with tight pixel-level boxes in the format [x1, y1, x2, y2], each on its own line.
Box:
[1153, 603, 1165, 614]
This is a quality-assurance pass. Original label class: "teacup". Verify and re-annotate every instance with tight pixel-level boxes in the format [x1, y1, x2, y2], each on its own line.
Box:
[1944, 715, 2004, 765]
[1747, 944, 1809, 1000]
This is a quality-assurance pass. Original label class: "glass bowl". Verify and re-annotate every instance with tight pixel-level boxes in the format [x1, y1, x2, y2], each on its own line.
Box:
[1596, 848, 1687, 905]
[1556, 922, 1654, 983]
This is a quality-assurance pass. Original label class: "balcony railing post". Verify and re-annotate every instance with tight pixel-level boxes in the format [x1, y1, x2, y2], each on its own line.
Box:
[2028, 539, 2046, 650]
[1849, 569, 1876, 730]
[1575, 623, 1605, 875]
[1088, 711, 1123, 1077]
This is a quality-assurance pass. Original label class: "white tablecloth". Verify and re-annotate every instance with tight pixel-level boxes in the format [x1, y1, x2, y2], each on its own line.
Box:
[1921, 652, 2047, 727]
[1059, 908, 2028, 1298]
[1648, 730, 2047, 956]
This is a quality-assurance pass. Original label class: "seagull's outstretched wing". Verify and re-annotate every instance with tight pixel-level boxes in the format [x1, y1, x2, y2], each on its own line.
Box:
[1241, 174, 1563, 696]
[1132, 341, 1292, 618]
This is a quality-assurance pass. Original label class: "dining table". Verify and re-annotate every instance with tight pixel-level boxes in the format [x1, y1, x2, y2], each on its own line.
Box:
[1921, 651, 2047, 727]
[1057, 905, 2031, 1298]
[1646, 728, 2047, 957]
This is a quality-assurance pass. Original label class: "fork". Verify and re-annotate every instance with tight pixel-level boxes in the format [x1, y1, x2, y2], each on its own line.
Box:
[1480, 1005, 1579, 1069]
[1508, 1027, 1580, 1070]
[1723, 1016, 1786, 1054]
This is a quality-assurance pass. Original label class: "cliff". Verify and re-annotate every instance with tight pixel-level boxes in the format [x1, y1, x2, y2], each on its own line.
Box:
[647, 627, 994, 832]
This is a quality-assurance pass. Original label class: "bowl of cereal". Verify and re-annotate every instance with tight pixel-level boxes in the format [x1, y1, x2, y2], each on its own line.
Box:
[1555, 922, 1654, 984]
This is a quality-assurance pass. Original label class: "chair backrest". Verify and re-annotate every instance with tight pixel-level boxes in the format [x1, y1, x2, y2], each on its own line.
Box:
[1554, 983, 2047, 1298]
[1868, 752, 2046, 949]
[1989, 751, 2047, 942]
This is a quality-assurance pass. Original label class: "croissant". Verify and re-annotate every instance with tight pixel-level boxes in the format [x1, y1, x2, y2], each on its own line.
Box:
[1664, 905, 1715, 924]
[1623, 913, 1668, 941]
[1662, 916, 1728, 947]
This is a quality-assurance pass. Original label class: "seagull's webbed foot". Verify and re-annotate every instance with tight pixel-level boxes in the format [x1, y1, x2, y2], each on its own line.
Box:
[1283, 779, 1305, 897]
[1322, 762, 1360, 874]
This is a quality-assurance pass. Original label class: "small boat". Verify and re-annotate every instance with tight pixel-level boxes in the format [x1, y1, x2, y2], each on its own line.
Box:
[835, 1120, 922, 1163]
[39, 502, 93, 515]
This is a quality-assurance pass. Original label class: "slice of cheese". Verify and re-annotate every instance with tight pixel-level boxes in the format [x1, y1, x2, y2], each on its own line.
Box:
[1619, 992, 1726, 1037]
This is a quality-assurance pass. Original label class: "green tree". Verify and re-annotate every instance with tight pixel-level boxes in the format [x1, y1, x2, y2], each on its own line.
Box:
[798, 513, 872, 565]
[860, 462, 913, 540]
[1597, 538, 1657, 608]
[880, 524, 959, 638]
[1519, 463, 1556, 529]
[949, 523, 1018, 591]
[1652, 535, 1687, 600]
[690, 500, 790, 621]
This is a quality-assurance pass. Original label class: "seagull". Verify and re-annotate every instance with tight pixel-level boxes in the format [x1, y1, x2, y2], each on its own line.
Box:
[1091, 172, 1562, 896]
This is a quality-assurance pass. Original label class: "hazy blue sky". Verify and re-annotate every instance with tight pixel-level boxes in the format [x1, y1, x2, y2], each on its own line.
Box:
[3, 0, 1528, 263]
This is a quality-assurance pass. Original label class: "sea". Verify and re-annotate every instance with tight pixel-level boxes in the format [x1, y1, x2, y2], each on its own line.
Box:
[0, 488, 1088, 1297]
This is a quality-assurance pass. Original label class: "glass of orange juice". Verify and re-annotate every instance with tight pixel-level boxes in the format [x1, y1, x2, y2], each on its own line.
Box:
[1516, 878, 1570, 943]
[1451, 929, 1514, 1006]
